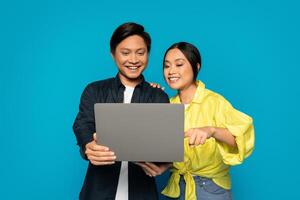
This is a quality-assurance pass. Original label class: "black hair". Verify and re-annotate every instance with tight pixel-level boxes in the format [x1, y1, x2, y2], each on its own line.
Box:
[110, 22, 151, 54]
[163, 42, 201, 80]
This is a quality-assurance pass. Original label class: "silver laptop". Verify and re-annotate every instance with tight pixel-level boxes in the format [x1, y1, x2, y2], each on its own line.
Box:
[94, 103, 184, 162]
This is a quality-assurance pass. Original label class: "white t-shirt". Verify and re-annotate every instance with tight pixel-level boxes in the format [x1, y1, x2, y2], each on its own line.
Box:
[115, 86, 134, 200]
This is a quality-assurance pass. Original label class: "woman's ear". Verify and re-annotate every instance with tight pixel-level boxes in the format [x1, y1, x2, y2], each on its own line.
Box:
[197, 63, 200, 70]
[110, 52, 115, 60]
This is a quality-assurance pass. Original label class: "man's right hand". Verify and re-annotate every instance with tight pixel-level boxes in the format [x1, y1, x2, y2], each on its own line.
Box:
[85, 133, 116, 165]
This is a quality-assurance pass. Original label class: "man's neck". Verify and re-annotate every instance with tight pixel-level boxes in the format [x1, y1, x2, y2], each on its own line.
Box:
[118, 73, 142, 87]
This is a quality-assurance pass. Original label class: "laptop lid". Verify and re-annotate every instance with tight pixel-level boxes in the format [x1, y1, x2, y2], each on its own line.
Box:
[94, 103, 184, 162]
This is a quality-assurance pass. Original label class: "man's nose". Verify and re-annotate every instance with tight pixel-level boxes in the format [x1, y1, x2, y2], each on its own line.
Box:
[129, 54, 139, 64]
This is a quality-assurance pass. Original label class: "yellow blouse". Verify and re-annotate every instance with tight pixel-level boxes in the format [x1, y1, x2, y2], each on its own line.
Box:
[162, 80, 255, 200]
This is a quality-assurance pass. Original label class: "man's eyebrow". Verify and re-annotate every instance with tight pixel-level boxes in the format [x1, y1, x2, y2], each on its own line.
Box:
[119, 48, 146, 51]
[119, 48, 131, 51]
[136, 48, 146, 51]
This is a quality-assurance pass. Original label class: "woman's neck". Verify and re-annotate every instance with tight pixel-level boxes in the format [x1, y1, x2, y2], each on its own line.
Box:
[179, 82, 197, 104]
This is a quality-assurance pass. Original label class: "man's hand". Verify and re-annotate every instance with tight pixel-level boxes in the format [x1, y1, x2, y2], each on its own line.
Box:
[85, 133, 117, 165]
[135, 162, 172, 177]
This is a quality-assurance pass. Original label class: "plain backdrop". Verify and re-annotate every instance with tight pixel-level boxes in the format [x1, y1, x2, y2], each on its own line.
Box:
[1, 0, 299, 199]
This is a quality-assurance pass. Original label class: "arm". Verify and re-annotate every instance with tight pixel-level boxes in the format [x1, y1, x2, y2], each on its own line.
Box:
[73, 84, 116, 164]
[211, 127, 237, 147]
[73, 84, 96, 159]
[185, 127, 237, 147]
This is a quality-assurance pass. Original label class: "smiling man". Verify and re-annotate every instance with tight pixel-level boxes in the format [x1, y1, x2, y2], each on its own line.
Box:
[73, 22, 169, 200]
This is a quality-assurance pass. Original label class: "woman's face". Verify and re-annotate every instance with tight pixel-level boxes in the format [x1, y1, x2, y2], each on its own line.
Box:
[163, 48, 195, 90]
[112, 35, 148, 83]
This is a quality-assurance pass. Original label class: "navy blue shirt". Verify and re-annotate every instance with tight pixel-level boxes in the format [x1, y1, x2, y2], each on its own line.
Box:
[73, 74, 169, 200]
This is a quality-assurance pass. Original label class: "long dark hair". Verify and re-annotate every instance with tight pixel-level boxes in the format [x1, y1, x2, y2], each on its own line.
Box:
[163, 42, 201, 80]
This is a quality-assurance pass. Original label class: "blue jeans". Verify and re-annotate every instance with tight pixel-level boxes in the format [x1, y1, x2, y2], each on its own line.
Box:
[166, 176, 232, 200]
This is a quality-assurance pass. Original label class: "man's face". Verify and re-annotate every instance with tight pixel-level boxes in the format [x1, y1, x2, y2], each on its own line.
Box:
[112, 35, 148, 85]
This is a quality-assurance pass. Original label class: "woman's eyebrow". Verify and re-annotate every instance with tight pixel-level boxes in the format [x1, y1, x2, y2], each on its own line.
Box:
[175, 58, 185, 62]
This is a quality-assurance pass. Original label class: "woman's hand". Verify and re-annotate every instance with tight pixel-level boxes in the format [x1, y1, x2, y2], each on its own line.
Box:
[85, 133, 117, 165]
[185, 127, 237, 147]
[184, 127, 215, 146]
[135, 162, 172, 177]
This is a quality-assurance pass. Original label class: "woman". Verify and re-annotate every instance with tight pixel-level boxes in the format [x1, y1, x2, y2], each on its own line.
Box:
[157, 42, 254, 200]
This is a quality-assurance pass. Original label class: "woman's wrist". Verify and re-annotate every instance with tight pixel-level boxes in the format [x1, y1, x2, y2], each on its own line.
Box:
[209, 126, 216, 138]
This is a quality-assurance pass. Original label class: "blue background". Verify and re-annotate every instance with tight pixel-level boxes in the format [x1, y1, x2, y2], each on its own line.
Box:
[1, 0, 299, 199]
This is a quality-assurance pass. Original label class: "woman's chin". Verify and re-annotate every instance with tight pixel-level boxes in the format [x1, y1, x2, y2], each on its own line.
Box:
[167, 84, 182, 90]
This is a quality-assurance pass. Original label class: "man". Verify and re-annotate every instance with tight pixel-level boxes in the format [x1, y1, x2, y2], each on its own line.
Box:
[73, 22, 169, 200]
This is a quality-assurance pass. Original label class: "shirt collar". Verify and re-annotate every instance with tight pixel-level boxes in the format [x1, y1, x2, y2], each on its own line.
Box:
[114, 73, 146, 89]
[172, 80, 206, 104]
[192, 80, 206, 104]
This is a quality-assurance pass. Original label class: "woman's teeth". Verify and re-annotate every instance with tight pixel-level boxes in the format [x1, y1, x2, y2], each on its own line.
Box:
[169, 77, 179, 82]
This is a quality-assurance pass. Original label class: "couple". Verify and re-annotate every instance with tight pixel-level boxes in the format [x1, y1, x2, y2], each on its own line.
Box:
[73, 22, 255, 200]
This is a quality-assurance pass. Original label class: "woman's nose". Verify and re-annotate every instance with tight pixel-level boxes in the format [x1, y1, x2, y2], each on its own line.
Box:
[168, 66, 176, 74]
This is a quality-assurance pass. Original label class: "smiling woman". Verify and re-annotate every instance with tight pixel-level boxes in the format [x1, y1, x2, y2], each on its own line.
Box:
[161, 42, 255, 200]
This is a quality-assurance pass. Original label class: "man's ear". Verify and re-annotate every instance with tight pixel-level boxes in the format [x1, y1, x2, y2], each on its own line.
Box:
[197, 63, 200, 70]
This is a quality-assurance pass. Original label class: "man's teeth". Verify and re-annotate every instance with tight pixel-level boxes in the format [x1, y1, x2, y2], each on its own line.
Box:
[128, 66, 138, 70]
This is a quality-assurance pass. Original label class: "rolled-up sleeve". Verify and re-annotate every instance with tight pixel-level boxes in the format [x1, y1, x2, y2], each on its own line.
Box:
[215, 96, 255, 166]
